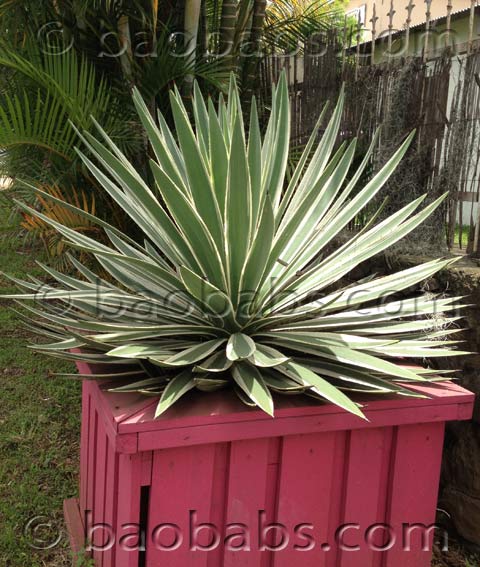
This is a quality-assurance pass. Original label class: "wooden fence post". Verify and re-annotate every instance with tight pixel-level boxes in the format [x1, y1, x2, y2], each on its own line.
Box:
[355, 17, 362, 80]
[405, 0, 415, 55]
[467, 0, 476, 55]
[445, 0, 453, 49]
[341, 15, 348, 77]
[370, 2, 378, 65]
[387, 0, 395, 62]
[423, 0, 432, 62]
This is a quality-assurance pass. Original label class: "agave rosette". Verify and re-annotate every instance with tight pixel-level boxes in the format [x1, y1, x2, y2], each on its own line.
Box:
[3, 74, 467, 418]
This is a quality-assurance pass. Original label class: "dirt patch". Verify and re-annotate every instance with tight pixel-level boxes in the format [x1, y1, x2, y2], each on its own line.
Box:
[433, 541, 480, 566]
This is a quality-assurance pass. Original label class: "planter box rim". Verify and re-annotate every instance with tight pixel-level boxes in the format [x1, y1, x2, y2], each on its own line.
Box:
[82, 374, 474, 453]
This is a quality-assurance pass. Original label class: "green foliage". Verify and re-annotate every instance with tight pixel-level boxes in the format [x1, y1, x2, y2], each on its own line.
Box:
[0, 35, 141, 189]
[0, 0, 347, 218]
[0, 202, 80, 567]
[0, 0, 233, 256]
[453, 223, 471, 249]
[3, 75, 466, 418]
[264, 0, 346, 53]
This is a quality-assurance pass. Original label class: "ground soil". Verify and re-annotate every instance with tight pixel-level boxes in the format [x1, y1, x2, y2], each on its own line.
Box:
[432, 541, 480, 566]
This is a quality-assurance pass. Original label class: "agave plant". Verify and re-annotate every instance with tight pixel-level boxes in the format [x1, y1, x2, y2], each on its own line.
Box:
[3, 74, 466, 419]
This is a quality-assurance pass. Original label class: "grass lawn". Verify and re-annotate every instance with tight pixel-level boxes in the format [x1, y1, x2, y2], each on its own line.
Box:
[0, 201, 82, 566]
[453, 224, 472, 250]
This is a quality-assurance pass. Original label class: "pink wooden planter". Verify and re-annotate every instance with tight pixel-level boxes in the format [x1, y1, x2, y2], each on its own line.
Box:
[64, 360, 474, 567]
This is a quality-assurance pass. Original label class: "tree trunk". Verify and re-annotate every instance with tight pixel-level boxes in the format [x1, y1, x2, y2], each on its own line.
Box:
[219, 0, 238, 65]
[118, 14, 134, 84]
[184, 0, 202, 95]
[198, 0, 208, 60]
[242, 0, 267, 100]
[151, 0, 159, 34]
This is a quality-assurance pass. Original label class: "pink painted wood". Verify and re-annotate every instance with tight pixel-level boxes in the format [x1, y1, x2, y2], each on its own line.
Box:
[66, 362, 474, 567]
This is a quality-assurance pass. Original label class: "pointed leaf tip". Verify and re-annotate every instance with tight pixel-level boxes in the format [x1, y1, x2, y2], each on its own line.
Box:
[232, 362, 274, 417]
[154, 370, 196, 418]
[226, 333, 257, 361]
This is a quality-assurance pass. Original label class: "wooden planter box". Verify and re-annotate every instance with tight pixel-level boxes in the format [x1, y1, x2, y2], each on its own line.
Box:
[64, 360, 474, 567]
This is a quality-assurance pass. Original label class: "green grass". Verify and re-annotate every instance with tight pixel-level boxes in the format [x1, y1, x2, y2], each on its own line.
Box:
[453, 224, 471, 249]
[0, 201, 82, 566]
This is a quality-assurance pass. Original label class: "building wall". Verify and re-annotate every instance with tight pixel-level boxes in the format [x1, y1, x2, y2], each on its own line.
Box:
[369, 14, 476, 62]
[346, 0, 473, 43]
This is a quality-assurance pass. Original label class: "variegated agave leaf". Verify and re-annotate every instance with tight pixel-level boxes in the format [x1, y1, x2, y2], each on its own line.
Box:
[4, 73, 468, 419]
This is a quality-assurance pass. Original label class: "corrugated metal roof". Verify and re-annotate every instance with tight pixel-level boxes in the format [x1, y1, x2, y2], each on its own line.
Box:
[357, 3, 480, 45]
[405, 3, 477, 30]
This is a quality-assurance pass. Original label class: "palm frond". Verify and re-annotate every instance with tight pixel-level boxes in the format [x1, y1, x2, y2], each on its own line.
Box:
[0, 43, 141, 186]
[264, 0, 345, 52]
[19, 184, 104, 269]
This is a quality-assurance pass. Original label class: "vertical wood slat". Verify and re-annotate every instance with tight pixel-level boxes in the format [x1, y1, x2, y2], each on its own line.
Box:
[467, 0, 476, 55]
[423, 0, 432, 60]
[445, 0, 453, 48]
[273, 432, 342, 567]
[86, 404, 98, 523]
[387, 0, 395, 61]
[405, 0, 414, 54]
[262, 438, 282, 567]
[206, 443, 230, 567]
[223, 438, 279, 567]
[337, 427, 394, 567]
[370, 2, 378, 65]
[325, 431, 351, 567]
[115, 453, 143, 567]
[341, 16, 347, 77]
[140, 452, 153, 486]
[79, 381, 92, 514]
[384, 422, 446, 567]
[373, 427, 397, 567]
[146, 444, 219, 567]
[355, 19, 362, 80]
[103, 439, 118, 567]
[93, 428, 108, 566]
